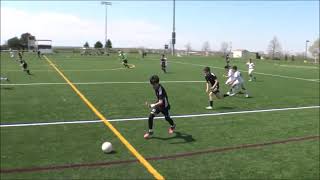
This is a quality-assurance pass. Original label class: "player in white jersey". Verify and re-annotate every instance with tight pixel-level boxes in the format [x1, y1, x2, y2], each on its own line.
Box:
[1, 76, 9, 81]
[9, 49, 15, 59]
[224, 65, 234, 95]
[246, 59, 256, 81]
[229, 66, 249, 97]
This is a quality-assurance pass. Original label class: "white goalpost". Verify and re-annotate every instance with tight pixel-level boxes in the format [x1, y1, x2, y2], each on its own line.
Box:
[36, 40, 53, 54]
[28, 38, 53, 54]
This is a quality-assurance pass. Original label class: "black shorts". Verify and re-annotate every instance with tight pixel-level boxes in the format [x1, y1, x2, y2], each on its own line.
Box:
[123, 60, 128, 63]
[161, 64, 166, 68]
[211, 87, 220, 94]
[23, 64, 27, 69]
[150, 105, 171, 116]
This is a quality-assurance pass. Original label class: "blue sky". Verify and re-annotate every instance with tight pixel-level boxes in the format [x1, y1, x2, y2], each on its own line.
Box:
[1, 1, 319, 53]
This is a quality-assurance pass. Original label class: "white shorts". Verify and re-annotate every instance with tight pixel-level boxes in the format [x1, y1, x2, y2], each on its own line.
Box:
[248, 69, 254, 75]
[232, 79, 244, 87]
[225, 78, 234, 85]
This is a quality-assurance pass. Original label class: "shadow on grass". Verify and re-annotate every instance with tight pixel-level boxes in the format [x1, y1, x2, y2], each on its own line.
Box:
[1, 87, 14, 90]
[104, 150, 117, 155]
[152, 131, 196, 144]
[215, 106, 235, 110]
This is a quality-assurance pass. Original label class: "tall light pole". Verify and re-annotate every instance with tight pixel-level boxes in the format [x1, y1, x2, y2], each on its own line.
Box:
[172, 0, 176, 56]
[101, 1, 112, 53]
[305, 40, 310, 60]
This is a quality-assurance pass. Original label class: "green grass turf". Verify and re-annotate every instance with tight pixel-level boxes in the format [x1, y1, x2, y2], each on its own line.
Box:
[1, 52, 319, 179]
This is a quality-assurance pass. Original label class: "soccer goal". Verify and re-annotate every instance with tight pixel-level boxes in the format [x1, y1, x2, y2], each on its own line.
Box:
[35, 40, 53, 54]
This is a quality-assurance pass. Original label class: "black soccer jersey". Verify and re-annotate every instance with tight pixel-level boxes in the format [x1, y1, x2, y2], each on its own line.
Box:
[155, 84, 170, 109]
[160, 58, 166, 67]
[18, 52, 22, 59]
[205, 73, 219, 89]
[20, 60, 27, 69]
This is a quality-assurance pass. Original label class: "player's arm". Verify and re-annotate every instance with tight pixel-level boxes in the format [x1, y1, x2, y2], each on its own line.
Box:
[151, 99, 164, 108]
[206, 82, 209, 93]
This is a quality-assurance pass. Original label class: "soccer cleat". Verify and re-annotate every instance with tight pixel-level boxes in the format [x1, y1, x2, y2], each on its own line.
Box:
[206, 106, 213, 110]
[245, 94, 249, 98]
[143, 131, 153, 139]
[168, 125, 176, 134]
[248, 79, 252, 82]
[229, 93, 236, 96]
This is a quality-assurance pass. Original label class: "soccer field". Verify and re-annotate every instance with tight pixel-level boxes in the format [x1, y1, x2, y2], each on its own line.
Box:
[1, 52, 319, 179]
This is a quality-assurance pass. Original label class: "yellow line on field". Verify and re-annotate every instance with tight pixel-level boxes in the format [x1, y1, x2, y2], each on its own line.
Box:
[43, 55, 164, 180]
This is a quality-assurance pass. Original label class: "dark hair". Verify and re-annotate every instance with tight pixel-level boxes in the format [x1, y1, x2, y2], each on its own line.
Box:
[203, 66, 210, 72]
[232, 66, 237, 70]
[150, 75, 160, 84]
[224, 65, 230, 69]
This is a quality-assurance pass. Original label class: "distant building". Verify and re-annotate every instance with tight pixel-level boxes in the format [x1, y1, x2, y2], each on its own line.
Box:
[232, 49, 250, 58]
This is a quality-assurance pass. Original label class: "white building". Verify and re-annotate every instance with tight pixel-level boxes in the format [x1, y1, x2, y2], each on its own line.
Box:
[232, 49, 249, 58]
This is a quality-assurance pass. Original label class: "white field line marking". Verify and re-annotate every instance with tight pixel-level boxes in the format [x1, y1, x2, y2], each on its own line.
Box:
[0, 80, 204, 86]
[171, 61, 320, 83]
[279, 64, 319, 69]
[1, 106, 319, 128]
[4, 67, 125, 72]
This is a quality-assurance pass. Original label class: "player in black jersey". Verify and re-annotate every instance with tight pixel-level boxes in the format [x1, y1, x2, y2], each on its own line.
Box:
[203, 67, 223, 109]
[18, 51, 23, 60]
[37, 50, 41, 59]
[19, 59, 31, 75]
[160, 54, 167, 73]
[225, 54, 230, 66]
[144, 75, 176, 139]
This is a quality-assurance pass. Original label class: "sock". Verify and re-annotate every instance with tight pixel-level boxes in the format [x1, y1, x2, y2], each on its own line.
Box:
[165, 116, 174, 126]
[209, 101, 213, 107]
[148, 114, 155, 130]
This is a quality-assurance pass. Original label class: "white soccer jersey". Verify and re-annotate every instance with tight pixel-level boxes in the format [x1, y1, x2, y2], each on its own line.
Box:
[10, 51, 15, 58]
[247, 62, 255, 69]
[227, 69, 234, 78]
[233, 70, 244, 83]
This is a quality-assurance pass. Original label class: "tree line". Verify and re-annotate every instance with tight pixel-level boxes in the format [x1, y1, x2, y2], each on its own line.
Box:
[183, 36, 319, 61]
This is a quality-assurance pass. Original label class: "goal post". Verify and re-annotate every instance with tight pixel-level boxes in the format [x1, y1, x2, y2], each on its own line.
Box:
[35, 40, 53, 54]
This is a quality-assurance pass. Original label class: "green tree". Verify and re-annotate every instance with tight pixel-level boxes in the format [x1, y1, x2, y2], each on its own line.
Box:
[84, 42, 90, 48]
[7, 37, 22, 49]
[308, 38, 319, 61]
[20, 33, 34, 49]
[105, 39, 112, 49]
[267, 36, 282, 60]
[94, 41, 103, 48]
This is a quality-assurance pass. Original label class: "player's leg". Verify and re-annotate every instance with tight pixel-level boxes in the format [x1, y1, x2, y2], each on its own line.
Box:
[241, 83, 249, 97]
[214, 91, 224, 99]
[229, 81, 240, 96]
[206, 92, 214, 109]
[144, 108, 159, 139]
[225, 78, 233, 95]
[24, 64, 31, 75]
[162, 65, 166, 73]
[248, 69, 253, 81]
[162, 108, 176, 134]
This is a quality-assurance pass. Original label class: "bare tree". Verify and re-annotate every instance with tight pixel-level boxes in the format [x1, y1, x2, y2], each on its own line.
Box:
[308, 38, 319, 62]
[202, 41, 210, 54]
[268, 36, 282, 59]
[185, 42, 192, 56]
[220, 42, 229, 57]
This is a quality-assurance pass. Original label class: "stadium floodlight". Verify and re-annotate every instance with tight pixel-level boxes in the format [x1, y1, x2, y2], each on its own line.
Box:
[305, 40, 310, 60]
[101, 1, 112, 53]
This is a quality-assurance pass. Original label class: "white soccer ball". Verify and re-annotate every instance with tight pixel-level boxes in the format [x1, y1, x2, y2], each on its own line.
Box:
[101, 142, 113, 153]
